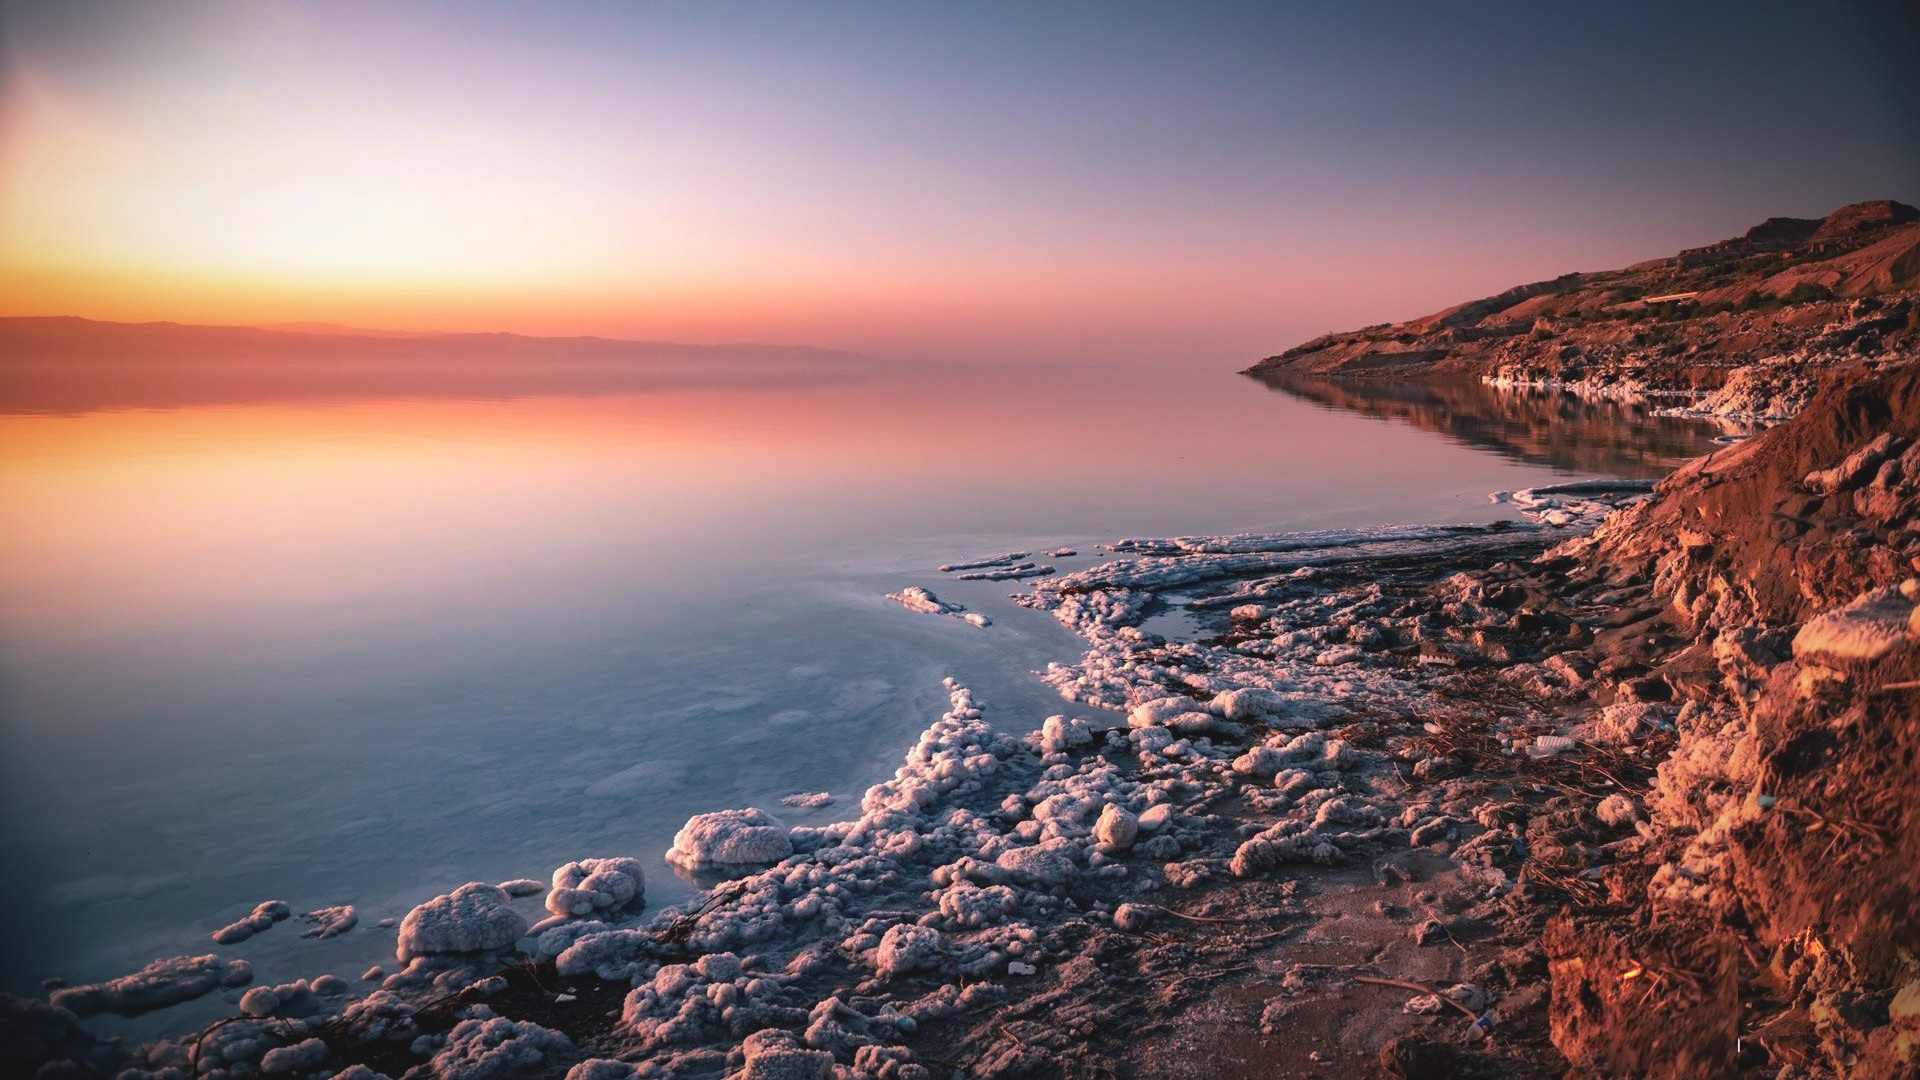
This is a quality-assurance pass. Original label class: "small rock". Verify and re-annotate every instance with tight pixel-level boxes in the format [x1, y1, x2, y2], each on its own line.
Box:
[1113, 903, 1158, 931]
[1258, 998, 1294, 1034]
[1595, 793, 1641, 828]
[1094, 805, 1139, 849]
[1379, 1033, 1458, 1080]
[1793, 587, 1913, 661]
[1137, 804, 1175, 832]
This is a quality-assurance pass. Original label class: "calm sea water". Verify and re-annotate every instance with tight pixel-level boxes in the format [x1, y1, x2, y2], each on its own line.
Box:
[0, 357, 1725, 1029]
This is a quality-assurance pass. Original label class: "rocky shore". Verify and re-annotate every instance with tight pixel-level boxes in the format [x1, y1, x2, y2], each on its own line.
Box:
[8, 222, 1919, 1080]
[1247, 200, 1920, 424]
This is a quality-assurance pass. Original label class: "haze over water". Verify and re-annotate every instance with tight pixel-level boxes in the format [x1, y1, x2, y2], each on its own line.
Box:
[0, 354, 1727, 1030]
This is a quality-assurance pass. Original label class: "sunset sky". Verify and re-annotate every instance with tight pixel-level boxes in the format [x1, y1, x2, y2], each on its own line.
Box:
[3, 0, 1916, 364]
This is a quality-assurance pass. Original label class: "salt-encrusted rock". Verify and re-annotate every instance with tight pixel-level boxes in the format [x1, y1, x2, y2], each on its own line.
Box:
[545, 857, 646, 918]
[1232, 731, 1346, 778]
[1164, 710, 1228, 737]
[886, 585, 960, 614]
[554, 928, 658, 981]
[396, 884, 529, 961]
[995, 844, 1080, 887]
[1094, 805, 1139, 849]
[873, 925, 945, 979]
[1140, 833, 1182, 860]
[260, 1037, 329, 1075]
[666, 808, 794, 873]
[1804, 433, 1907, 494]
[0, 994, 90, 1063]
[1127, 696, 1197, 729]
[212, 900, 291, 945]
[301, 905, 358, 939]
[740, 1030, 832, 1080]
[239, 985, 283, 1017]
[1595, 793, 1642, 828]
[564, 1061, 636, 1080]
[1131, 726, 1175, 754]
[428, 1017, 569, 1080]
[1575, 701, 1668, 746]
[1137, 803, 1175, 832]
[1792, 586, 1914, 662]
[50, 954, 253, 1018]
[1039, 715, 1093, 753]
[1112, 903, 1158, 931]
[935, 881, 1018, 928]
[497, 879, 546, 898]
[336, 990, 418, 1045]
[1210, 687, 1289, 721]
[618, 953, 799, 1050]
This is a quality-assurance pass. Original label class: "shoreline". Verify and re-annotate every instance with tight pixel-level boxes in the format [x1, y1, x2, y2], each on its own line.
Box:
[2, 475, 1686, 1079]
[11, 363, 1916, 1080]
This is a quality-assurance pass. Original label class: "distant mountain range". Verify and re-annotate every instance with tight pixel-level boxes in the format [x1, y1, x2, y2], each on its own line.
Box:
[0, 316, 867, 366]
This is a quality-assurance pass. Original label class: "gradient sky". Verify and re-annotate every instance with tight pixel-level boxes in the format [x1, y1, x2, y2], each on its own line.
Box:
[2, 0, 1917, 364]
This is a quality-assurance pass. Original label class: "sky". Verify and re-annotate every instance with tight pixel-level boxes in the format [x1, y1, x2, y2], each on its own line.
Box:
[2, 0, 1917, 365]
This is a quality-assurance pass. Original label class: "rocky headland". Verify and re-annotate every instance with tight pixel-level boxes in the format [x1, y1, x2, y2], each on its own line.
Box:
[1247, 200, 1920, 424]
[6, 212, 1918, 1080]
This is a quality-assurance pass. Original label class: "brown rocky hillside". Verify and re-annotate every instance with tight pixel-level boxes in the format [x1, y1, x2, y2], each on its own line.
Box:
[1247, 200, 1920, 392]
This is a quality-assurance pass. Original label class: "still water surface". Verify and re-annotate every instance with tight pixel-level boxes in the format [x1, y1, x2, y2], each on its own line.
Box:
[0, 357, 1725, 1025]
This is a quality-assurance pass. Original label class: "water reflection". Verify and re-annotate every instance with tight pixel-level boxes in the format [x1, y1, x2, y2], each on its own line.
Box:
[0, 353, 1737, 1034]
[1247, 369, 1750, 479]
[0, 317, 872, 414]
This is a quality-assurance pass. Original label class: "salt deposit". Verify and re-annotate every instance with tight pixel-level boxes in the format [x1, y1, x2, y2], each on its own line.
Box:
[300, 905, 358, 939]
[884, 585, 989, 626]
[1791, 585, 1916, 662]
[665, 808, 794, 874]
[950, 562, 1054, 581]
[395, 884, 529, 961]
[50, 955, 253, 1018]
[883, 586, 960, 615]
[936, 552, 1030, 573]
[211, 900, 290, 945]
[544, 857, 647, 920]
[429, 1017, 570, 1080]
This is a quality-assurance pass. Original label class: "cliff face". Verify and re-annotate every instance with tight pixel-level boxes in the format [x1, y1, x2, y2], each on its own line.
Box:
[1247, 200, 1920, 388]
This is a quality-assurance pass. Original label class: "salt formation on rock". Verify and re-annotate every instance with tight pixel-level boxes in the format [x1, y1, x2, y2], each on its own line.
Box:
[950, 562, 1053, 581]
[429, 1017, 570, 1080]
[212, 900, 291, 945]
[664, 808, 794, 874]
[301, 905, 358, 939]
[883, 586, 989, 627]
[936, 552, 1029, 573]
[50, 955, 253, 1018]
[238, 976, 347, 1019]
[884, 586, 960, 615]
[498, 879, 547, 898]
[396, 884, 529, 961]
[544, 858, 647, 921]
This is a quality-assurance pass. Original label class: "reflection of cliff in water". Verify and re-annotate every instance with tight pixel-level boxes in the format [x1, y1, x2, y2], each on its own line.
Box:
[1248, 371, 1749, 479]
